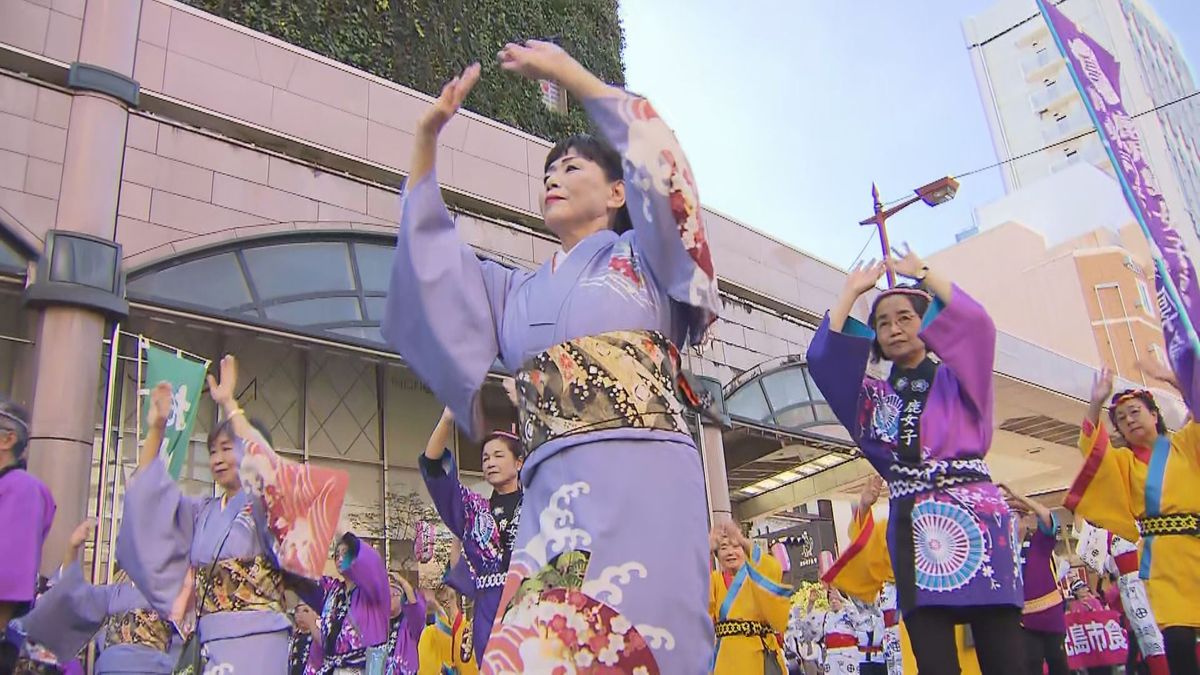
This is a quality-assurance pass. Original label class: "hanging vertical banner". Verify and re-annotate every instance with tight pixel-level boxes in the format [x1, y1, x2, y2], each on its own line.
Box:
[142, 344, 209, 480]
[1038, 0, 1200, 383]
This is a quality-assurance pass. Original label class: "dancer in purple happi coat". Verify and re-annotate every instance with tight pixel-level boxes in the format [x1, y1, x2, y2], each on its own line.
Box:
[419, 408, 522, 663]
[805, 249, 1023, 675]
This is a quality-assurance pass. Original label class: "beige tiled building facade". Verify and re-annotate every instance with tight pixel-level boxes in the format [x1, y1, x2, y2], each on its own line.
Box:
[0, 0, 1180, 578]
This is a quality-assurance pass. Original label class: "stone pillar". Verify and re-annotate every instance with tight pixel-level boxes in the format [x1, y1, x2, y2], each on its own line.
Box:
[24, 0, 141, 574]
[701, 423, 732, 523]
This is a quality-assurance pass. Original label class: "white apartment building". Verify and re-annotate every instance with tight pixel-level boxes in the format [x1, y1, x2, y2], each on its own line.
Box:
[962, 0, 1200, 248]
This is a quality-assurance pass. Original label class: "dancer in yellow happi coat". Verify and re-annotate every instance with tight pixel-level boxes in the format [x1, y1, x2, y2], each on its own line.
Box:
[417, 584, 477, 675]
[709, 520, 791, 674]
[1068, 360, 1200, 674]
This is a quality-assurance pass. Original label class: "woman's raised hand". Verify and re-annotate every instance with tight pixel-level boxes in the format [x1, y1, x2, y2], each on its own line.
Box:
[842, 259, 886, 298]
[416, 63, 482, 138]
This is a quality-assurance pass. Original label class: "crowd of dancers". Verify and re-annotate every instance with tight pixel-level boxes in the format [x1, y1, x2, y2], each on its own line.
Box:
[0, 38, 1198, 675]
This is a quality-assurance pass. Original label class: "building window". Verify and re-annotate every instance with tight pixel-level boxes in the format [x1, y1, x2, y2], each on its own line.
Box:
[1136, 279, 1155, 316]
[127, 235, 515, 348]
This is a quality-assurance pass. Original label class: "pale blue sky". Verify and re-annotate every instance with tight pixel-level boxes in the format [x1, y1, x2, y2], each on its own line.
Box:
[618, 0, 1200, 269]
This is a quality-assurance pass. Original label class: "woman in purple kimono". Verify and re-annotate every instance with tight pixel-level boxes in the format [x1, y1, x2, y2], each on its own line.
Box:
[302, 532, 390, 675]
[382, 40, 720, 673]
[0, 398, 53, 633]
[14, 519, 178, 674]
[118, 359, 336, 674]
[805, 250, 1023, 675]
[384, 575, 425, 675]
[419, 408, 522, 663]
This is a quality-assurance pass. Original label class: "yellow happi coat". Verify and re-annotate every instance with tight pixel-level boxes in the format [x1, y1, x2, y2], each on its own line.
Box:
[1068, 419, 1200, 628]
[709, 543, 790, 674]
[418, 610, 478, 675]
[823, 507, 983, 674]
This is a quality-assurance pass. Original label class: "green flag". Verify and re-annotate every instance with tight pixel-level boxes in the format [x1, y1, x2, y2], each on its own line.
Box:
[143, 345, 208, 480]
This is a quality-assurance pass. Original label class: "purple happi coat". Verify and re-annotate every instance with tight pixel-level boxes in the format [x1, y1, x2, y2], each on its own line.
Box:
[304, 535, 390, 674]
[382, 90, 720, 674]
[0, 466, 55, 607]
[806, 286, 1021, 613]
[418, 452, 517, 662]
[117, 455, 290, 673]
[16, 561, 179, 674]
[385, 592, 425, 675]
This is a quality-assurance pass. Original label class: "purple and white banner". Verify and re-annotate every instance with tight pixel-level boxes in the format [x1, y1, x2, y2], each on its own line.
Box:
[1038, 0, 1200, 393]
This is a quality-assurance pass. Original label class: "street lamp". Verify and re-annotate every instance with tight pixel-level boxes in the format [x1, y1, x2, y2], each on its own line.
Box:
[858, 176, 960, 287]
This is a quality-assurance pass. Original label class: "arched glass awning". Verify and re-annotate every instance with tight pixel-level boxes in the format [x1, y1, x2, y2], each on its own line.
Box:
[126, 234, 507, 349]
[724, 355, 844, 437]
[721, 356, 856, 500]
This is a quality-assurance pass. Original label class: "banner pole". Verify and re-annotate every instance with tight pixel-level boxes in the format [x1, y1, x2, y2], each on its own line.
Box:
[1036, 0, 1200, 357]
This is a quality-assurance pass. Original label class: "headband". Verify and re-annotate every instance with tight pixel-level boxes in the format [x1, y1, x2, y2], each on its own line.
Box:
[0, 408, 29, 432]
[486, 430, 519, 442]
[1112, 389, 1156, 407]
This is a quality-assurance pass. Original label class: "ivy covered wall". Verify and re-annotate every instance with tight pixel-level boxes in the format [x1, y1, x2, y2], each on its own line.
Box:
[180, 0, 626, 140]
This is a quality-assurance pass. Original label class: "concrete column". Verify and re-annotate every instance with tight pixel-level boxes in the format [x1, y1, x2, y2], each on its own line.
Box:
[700, 423, 732, 523]
[26, 0, 142, 575]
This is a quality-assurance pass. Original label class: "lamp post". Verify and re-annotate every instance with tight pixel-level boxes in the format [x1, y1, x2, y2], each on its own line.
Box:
[858, 176, 960, 287]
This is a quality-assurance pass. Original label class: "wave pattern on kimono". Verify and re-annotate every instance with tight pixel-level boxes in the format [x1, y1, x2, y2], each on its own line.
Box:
[709, 544, 791, 674]
[14, 561, 178, 674]
[806, 286, 1021, 613]
[419, 452, 519, 662]
[382, 88, 719, 674]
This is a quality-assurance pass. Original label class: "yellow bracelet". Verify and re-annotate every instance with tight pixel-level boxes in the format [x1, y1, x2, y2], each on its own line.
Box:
[227, 408, 245, 419]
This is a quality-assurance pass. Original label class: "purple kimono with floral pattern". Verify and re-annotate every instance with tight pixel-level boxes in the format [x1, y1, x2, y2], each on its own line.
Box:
[383, 90, 720, 674]
[806, 286, 1021, 613]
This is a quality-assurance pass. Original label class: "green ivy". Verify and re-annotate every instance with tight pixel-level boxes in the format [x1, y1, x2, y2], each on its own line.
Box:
[180, 0, 626, 141]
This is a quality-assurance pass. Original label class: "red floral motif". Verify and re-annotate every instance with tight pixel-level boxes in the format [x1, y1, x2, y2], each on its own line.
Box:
[481, 588, 660, 674]
[660, 149, 714, 280]
[608, 255, 643, 288]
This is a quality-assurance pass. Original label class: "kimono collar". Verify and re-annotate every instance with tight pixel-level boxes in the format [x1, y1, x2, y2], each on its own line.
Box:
[551, 229, 618, 273]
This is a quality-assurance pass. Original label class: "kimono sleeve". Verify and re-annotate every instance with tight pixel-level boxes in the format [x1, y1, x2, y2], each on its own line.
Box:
[0, 471, 54, 604]
[116, 456, 202, 615]
[919, 285, 996, 421]
[708, 570, 722, 622]
[745, 544, 792, 632]
[403, 592, 428, 642]
[419, 452, 473, 537]
[1170, 421, 1200, 463]
[806, 315, 872, 439]
[1064, 419, 1139, 542]
[381, 173, 517, 441]
[344, 535, 389, 610]
[16, 562, 110, 663]
[822, 509, 892, 603]
[419, 453, 497, 572]
[583, 93, 719, 346]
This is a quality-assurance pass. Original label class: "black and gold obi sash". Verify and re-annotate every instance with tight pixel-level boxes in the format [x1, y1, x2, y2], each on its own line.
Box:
[515, 330, 718, 454]
[194, 556, 284, 614]
[104, 608, 172, 652]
